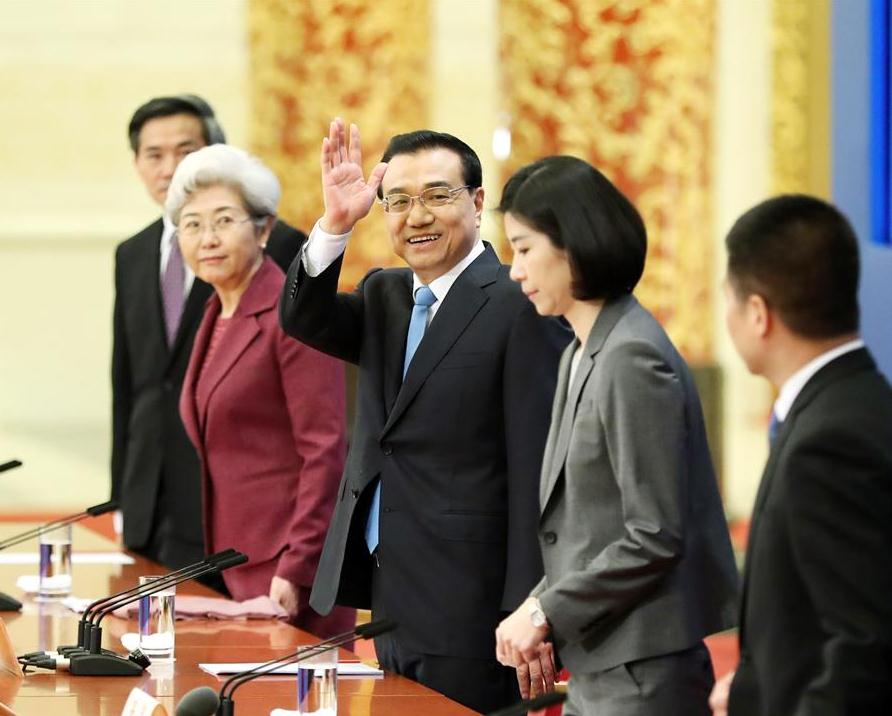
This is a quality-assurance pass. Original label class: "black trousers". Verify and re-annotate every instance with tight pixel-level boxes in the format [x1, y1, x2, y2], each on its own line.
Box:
[371, 556, 519, 714]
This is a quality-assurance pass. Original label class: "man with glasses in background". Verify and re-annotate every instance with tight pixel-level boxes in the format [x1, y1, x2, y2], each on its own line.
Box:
[279, 120, 569, 713]
[112, 95, 304, 572]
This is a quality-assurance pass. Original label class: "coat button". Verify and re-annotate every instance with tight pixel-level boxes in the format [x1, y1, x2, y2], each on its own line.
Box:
[542, 531, 557, 545]
[351, 489, 359, 499]
[382, 443, 393, 456]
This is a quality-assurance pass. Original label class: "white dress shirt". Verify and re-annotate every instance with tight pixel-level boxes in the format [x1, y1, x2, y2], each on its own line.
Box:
[300, 219, 485, 320]
[773, 338, 865, 421]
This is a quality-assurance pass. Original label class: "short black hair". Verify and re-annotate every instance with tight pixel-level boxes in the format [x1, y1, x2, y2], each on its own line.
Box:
[127, 94, 226, 153]
[726, 194, 860, 338]
[498, 155, 646, 300]
[379, 130, 482, 197]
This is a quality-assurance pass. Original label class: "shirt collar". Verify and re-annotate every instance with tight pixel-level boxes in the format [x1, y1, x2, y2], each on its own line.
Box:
[774, 338, 865, 420]
[411, 239, 484, 302]
[161, 213, 177, 244]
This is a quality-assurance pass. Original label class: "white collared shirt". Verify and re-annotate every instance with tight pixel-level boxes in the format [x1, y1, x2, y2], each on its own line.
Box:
[159, 214, 195, 296]
[301, 219, 484, 321]
[773, 338, 865, 421]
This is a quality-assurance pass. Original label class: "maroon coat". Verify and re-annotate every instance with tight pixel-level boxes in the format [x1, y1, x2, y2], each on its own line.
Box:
[180, 257, 348, 616]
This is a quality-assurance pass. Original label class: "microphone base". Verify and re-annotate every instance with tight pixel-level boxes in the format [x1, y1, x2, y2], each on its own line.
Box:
[218, 696, 234, 716]
[0, 592, 21, 611]
[68, 653, 145, 676]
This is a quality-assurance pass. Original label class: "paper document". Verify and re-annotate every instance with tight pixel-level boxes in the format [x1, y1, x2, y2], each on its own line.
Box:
[199, 662, 383, 677]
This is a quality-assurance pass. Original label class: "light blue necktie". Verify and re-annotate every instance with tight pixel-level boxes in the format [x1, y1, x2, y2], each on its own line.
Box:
[768, 409, 782, 446]
[365, 285, 437, 554]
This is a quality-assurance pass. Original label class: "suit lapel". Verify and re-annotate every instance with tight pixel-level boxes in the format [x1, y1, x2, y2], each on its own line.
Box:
[181, 297, 217, 444]
[383, 272, 414, 415]
[193, 259, 278, 431]
[539, 295, 636, 512]
[167, 278, 213, 367]
[381, 246, 500, 438]
[539, 343, 575, 506]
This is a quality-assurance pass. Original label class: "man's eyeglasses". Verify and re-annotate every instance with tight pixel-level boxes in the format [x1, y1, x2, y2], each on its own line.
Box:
[179, 214, 256, 240]
[379, 185, 472, 214]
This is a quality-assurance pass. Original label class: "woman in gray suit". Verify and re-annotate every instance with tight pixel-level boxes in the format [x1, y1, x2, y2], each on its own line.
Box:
[495, 156, 738, 715]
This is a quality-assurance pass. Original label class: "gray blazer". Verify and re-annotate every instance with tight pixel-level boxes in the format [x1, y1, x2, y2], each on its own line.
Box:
[533, 294, 738, 675]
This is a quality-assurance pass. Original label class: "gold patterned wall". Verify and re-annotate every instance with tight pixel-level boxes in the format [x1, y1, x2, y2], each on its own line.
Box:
[771, 0, 830, 197]
[499, 0, 715, 363]
[248, 0, 430, 289]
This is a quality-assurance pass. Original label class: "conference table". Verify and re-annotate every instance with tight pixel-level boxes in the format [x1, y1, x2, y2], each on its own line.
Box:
[0, 523, 475, 715]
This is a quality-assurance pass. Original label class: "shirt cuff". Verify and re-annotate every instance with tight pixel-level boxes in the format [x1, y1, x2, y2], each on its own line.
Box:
[301, 219, 352, 277]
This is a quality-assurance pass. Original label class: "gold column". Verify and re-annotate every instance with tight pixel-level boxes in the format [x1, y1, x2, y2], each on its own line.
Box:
[499, 0, 716, 363]
[248, 0, 431, 288]
[771, 0, 830, 196]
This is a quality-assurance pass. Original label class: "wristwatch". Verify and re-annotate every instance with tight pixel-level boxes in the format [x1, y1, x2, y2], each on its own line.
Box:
[528, 598, 548, 629]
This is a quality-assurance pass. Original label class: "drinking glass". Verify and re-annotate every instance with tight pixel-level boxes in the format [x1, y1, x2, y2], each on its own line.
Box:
[296, 649, 338, 716]
[37, 523, 72, 600]
[138, 576, 176, 661]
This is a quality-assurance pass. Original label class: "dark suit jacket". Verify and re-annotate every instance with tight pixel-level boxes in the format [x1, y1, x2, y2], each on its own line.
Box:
[532, 295, 739, 675]
[179, 257, 346, 601]
[111, 217, 304, 564]
[279, 243, 571, 658]
[729, 348, 892, 715]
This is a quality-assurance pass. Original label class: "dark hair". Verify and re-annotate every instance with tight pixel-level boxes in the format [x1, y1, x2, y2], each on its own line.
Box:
[378, 130, 482, 197]
[498, 155, 646, 300]
[726, 194, 860, 338]
[127, 94, 226, 153]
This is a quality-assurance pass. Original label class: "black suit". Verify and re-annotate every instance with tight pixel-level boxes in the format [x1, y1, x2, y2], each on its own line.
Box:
[111, 217, 304, 569]
[729, 348, 892, 715]
[280, 243, 570, 712]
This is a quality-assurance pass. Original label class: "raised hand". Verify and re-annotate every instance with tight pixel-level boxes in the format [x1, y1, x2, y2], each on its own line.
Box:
[320, 118, 388, 235]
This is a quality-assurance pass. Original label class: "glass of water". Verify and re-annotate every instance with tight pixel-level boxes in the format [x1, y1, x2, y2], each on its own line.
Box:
[296, 649, 338, 716]
[37, 523, 72, 600]
[138, 576, 176, 661]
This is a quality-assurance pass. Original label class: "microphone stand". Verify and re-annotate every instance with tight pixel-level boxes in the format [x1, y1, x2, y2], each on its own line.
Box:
[67, 553, 247, 676]
[216, 619, 396, 716]
[0, 500, 117, 613]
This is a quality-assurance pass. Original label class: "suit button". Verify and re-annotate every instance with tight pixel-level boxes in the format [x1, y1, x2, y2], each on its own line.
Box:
[382, 443, 393, 456]
[542, 531, 557, 545]
[383, 507, 392, 513]
[351, 489, 359, 499]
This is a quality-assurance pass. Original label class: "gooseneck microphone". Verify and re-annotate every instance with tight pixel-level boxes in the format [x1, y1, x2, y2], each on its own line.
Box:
[19, 550, 248, 676]
[0, 499, 117, 613]
[0, 460, 22, 473]
[0, 500, 118, 552]
[71, 548, 238, 651]
[486, 690, 567, 716]
[194, 619, 396, 716]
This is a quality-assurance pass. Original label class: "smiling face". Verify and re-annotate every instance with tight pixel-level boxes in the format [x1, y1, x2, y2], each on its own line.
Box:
[177, 184, 270, 295]
[381, 148, 483, 284]
[505, 212, 575, 317]
[133, 113, 206, 206]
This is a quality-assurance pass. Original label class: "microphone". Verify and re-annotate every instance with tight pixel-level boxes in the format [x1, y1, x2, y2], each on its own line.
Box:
[30, 551, 248, 676]
[0, 461, 22, 474]
[486, 691, 567, 716]
[0, 499, 116, 613]
[189, 619, 396, 716]
[64, 549, 238, 652]
[0, 500, 118, 551]
[72, 552, 248, 674]
[174, 686, 219, 716]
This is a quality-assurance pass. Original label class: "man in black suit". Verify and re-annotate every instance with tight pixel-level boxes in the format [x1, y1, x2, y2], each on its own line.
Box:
[710, 195, 892, 715]
[279, 120, 569, 713]
[112, 95, 304, 570]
